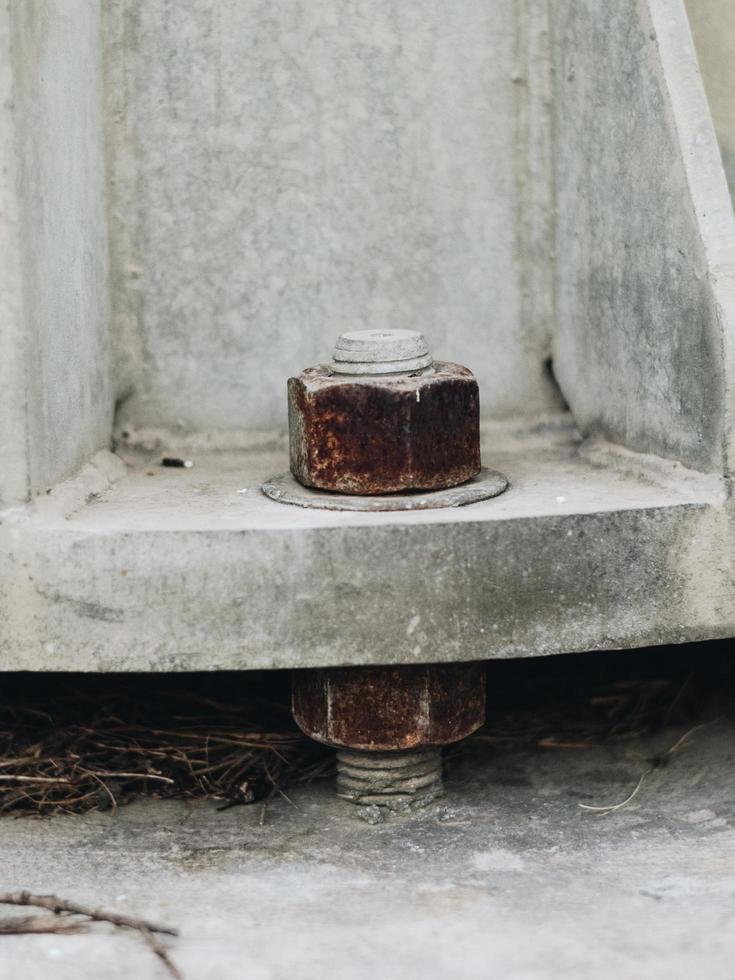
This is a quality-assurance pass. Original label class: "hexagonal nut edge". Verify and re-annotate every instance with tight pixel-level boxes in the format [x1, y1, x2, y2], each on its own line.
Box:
[288, 362, 481, 494]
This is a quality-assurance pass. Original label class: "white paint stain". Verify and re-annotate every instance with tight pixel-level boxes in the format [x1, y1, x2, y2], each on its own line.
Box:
[472, 849, 526, 872]
[683, 809, 719, 825]
[406, 614, 421, 636]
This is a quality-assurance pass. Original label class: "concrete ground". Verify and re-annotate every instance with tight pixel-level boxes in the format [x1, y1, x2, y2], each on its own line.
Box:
[1, 705, 734, 979]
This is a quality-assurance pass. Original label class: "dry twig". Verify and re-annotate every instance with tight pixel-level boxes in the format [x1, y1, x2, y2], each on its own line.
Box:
[141, 926, 185, 980]
[0, 914, 88, 935]
[578, 720, 719, 815]
[0, 892, 177, 935]
[578, 767, 653, 814]
[0, 892, 181, 978]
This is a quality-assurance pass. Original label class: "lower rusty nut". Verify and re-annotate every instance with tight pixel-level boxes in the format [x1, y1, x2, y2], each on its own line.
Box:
[292, 663, 486, 815]
[287, 330, 481, 495]
[292, 663, 486, 751]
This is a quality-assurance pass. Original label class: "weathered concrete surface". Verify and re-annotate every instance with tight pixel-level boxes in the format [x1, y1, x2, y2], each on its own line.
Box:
[99, 0, 735, 474]
[0, 4, 29, 505]
[1, 717, 734, 978]
[3, 0, 735, 673]
[686, 0, 735, 199]
[103, 0, 562, 436]
[0, 1, 114, 504]
[1, 421, 733, 671]
[550, 0, 735, 475]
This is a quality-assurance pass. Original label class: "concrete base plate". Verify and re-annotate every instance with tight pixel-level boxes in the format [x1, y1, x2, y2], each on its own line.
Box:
[1, 418, 728, 670]
[261, 467, 509, 511]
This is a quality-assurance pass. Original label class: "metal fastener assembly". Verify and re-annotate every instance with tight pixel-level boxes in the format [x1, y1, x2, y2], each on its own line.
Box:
[276, 331, 495, 817]
[335, 748, 443, 814]
[293, 664, 486, 817]
[288, 329, 481, 495]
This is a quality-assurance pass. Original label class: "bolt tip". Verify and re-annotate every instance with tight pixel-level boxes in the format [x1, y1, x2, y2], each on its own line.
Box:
[332, 329, 433, 376]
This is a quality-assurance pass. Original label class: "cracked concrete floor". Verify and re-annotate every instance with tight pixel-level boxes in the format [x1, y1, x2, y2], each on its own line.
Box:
[1, 709, 734, 979]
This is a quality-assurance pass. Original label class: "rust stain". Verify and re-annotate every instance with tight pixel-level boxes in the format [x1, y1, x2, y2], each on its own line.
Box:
[292, 663, 486, 751]
[288, 362, 481, 495]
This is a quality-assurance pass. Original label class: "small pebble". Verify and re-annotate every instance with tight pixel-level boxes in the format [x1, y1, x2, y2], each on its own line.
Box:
[358, 805, 384, 825]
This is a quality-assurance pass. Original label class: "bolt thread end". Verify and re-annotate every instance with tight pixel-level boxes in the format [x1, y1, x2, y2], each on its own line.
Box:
[336, 747, 443, 813]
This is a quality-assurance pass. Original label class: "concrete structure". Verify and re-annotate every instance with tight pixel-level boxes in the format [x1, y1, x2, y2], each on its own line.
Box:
[1, 711, 734, 978]
[686, 0, 735, 199]
[2, 0, 735, 670]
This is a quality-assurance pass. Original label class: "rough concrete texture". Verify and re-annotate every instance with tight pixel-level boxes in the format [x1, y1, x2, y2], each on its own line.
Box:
[0, 4, 29, 505]
[1, 420, 733, 671]
[3, 0, 735, 670]
[0, 1, 114, 504]
[100, 0, 735, 475]
[686, 0, 735, 199]
[103, 0, 562, 434]
[1, 716, 734, 978]
[550, 0, 735, 475]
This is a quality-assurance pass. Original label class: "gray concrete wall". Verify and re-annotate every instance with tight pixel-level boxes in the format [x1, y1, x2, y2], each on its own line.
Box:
[6, 0, 728, 477]
[104, 0, 563, 436]
[0, 0, 114, 503]
[549, 0, 732, 474]
[0, 4, 28, 504]
[4, 0, 735, 671]
[685, 0, 735, 200]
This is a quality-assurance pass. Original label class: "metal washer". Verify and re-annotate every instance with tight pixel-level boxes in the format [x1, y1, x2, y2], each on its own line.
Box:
[261, 467, 509, 512]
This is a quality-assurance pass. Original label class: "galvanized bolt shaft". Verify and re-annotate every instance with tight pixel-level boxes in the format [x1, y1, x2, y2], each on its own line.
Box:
[331, 329, 434, 375]
[336, 747, 443, 812]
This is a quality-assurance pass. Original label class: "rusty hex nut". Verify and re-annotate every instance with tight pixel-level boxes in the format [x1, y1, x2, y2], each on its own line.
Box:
[292, 663, 487, 752]
[288, 331, 481, 495]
